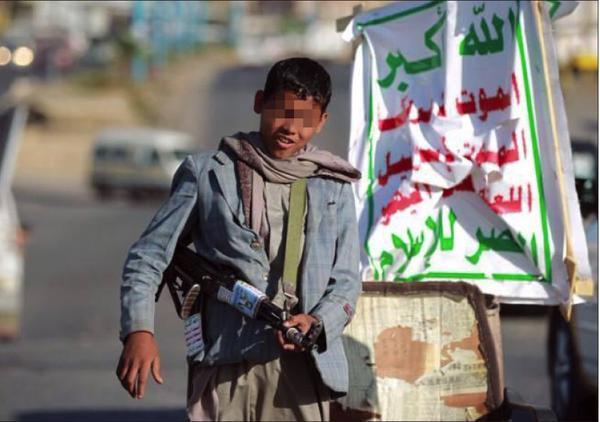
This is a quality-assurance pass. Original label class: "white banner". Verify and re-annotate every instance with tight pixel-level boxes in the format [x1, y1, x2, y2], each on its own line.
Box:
[343, 0, 591, 305]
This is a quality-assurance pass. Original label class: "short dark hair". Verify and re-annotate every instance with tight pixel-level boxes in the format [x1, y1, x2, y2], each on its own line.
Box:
[263, 57, 332, 112]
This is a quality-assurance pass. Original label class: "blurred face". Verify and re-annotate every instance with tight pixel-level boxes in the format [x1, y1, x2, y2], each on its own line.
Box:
[254, 89, 328, 159]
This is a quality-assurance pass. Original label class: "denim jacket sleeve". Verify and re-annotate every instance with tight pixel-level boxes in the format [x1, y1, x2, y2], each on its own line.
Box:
[119, 156, 198, 342]
[309, 182, 361, 351]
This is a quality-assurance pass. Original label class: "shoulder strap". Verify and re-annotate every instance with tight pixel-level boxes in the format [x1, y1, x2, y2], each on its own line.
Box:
[282, 178, 307, 302]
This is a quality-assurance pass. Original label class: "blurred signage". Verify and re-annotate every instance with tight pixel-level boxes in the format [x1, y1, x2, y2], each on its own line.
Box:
[343, 1, 591, 305]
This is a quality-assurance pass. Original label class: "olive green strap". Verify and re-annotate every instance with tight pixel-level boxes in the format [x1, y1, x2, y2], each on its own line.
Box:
[282, 178, 307, 297]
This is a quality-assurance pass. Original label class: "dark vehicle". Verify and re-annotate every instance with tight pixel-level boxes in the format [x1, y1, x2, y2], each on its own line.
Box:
[547, 140, 598, 421]
[571, 141, 598, 219]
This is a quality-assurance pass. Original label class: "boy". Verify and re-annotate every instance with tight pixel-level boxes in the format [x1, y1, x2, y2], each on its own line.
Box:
[117, 57, 361, 421]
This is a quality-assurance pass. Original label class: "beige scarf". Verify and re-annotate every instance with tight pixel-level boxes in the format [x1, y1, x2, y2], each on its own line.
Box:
[219, 132, 360, 236]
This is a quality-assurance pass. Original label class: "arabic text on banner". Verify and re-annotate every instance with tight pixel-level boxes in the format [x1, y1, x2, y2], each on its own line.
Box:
[343, 0, 591, 305]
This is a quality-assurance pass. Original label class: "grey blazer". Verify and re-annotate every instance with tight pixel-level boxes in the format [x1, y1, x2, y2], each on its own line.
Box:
[120, 148, 361, 395]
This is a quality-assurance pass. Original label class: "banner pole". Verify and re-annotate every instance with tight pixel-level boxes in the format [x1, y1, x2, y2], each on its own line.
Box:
[336, 4, 363, 33]
[531, 1, 578, 320]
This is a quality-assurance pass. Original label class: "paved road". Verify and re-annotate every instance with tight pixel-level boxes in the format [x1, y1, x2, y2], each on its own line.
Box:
[0, 63, 595, 420]
[0, 191, 187, 421]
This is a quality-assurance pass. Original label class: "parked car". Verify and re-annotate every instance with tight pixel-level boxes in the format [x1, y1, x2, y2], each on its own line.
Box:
[90, 127, 198, 200]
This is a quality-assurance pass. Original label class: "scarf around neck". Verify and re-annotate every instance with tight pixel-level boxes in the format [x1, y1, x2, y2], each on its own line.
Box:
[219, 131, 361, 184]
[218, 131, 361, 256]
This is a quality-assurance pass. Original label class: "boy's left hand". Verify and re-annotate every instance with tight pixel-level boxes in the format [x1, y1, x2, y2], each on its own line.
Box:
[277, 313, 318, 352]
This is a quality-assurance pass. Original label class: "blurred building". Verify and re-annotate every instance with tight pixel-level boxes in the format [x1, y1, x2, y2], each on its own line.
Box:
[233, 1, 390, 64]
[0, 1, 131, 82]
[0, 1, 208, 83]
[29, 1, 130, 52]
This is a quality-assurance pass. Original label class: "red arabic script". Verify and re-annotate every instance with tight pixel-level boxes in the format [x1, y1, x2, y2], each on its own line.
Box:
[475, 131, 519, 166]
[378, 151, 412, 186]
[480, 185, 527, 214]
[381, 188, 423, 225]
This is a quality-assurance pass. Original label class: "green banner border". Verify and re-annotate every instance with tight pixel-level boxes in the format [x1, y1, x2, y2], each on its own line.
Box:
[359, 1, 553, 283]
[394, 272, 543, 282]
[514, 3, 553, 281]
[357, 0, 444, 28]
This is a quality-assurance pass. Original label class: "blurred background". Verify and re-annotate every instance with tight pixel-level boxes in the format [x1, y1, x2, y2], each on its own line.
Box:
[0, 1, 595, 421]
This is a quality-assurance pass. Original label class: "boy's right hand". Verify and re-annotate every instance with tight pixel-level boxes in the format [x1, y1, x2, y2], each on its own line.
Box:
[116, 331, 164, 399]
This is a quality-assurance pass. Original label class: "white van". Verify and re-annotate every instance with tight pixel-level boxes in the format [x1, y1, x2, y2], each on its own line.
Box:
[90, 127, 198, 199]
